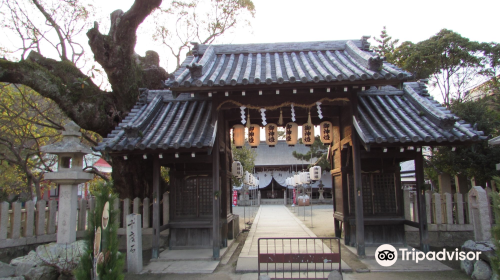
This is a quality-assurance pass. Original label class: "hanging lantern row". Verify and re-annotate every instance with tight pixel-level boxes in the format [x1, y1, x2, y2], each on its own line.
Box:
[231, 161, 244, 178]
[243, 171, 259, 187]
[232, 121, 333, 148]
[265, 123, 278, 147]
[310, 166, 321, 180]
[248, 124, 260, 148]
[285, 166, 322, 187]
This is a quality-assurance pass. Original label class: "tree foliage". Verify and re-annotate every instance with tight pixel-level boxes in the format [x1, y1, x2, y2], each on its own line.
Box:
[75, 180, 124, 280]
[0, 84, 64, 199]
[292, 135, 330, 171]
[391, 29, 500, 107]
[490, 176, 500, 277]
[425, 96, 500, 186]
[0, 0, 255, 198]
[152, 0, 255, 69]
[372, 26, 399, 63]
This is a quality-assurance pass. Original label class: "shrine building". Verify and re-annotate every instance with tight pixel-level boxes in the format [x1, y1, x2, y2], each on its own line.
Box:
[96, 37, 486, 259]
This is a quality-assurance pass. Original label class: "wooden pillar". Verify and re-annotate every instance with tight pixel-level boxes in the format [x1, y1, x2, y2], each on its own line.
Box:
[415, 151, 430, 253]
[351, 133, 365, 257]
[152, 156, 160, 259]
[212, 110, 221, 260]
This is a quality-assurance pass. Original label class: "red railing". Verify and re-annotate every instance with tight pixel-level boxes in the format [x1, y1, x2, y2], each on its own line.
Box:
[258, 237, 341, 279]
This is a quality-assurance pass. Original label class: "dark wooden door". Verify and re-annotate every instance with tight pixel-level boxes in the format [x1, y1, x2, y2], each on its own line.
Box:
[174, 176, 213, 218]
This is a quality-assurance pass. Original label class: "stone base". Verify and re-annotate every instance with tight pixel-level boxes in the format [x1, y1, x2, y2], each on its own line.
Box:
[405, 225, 474, 248]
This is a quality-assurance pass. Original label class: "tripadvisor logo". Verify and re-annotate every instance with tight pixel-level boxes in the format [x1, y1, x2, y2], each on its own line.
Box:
[375, 244, 482, 267]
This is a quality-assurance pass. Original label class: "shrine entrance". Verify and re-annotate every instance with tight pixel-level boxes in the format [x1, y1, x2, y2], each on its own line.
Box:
[97, 38, 485, 260]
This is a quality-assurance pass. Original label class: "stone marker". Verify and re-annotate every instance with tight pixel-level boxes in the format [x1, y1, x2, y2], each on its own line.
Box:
[283, 191, 287, 205]
[126, 213, 143, 273]
[468, 186, 492, 241]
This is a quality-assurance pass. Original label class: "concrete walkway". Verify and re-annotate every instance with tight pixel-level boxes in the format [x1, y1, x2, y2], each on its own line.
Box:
[236, 205, 351, 273]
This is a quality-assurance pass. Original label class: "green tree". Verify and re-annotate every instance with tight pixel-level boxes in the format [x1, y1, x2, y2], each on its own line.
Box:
[0, 84, 64, 199]
[152, 0, 255, 69]
[425, 95, 500, 187]
[75, 180, 124, 280]
[292, 135, 330, 172]
[490, 177, 500, 277]
[392, 29, 497, 107]
[0, 0, 255, 198]
[372, 26, 399, 63]
[231, 143, 256, 187]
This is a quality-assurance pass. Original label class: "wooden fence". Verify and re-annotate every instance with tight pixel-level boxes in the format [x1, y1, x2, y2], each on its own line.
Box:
[0, 192, 170, 249]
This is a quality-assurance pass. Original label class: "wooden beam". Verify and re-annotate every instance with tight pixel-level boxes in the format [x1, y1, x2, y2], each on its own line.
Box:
[415, 150, 430, 253]
[151, 156, 160, 259]
[173, 79, 403, 94]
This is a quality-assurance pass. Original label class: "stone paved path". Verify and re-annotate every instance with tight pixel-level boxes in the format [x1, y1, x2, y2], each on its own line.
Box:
[236, 205, 351, 273]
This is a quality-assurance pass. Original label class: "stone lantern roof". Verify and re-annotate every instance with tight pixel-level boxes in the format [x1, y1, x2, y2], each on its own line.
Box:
[41, 121, 93, 155]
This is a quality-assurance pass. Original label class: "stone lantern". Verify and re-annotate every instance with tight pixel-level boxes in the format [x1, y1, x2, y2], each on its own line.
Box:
[41, 121, 94, 244]
[318, 180, 325, 202]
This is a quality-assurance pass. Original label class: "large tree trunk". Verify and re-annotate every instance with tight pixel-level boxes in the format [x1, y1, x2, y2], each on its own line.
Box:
[0, 0, 167, 199]
[110, 154, 155, 199]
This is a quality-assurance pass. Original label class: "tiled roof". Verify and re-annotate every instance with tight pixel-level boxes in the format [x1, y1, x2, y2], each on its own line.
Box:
[354, 82, 487, 145]
[166, 38, 411, 89]
[95, 91, 215, 152]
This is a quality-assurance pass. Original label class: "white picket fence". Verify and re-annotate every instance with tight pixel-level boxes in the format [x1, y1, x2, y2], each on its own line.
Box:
[0, 192, 170, 249]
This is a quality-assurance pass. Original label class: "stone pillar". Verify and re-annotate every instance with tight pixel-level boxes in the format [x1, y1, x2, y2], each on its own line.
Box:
[0, 202, 9, 239]
[455, 175, 469, 194]
[126, 214, 143, 273]
[454, 193, 465, 224]
[425, 191, 432, 224]
[433, 193, 442, 224]
[468, 186, 492, 241]
[438, 173, 453, 194]
[258, 191, 261, 206]
[283, 191, 287, 205]
[404, 189, 412, 221]
[412, 192, 419, 222]
[444, 193, 453, 224]
[57, 185, 79, 243]
[24, 201, 34, 237]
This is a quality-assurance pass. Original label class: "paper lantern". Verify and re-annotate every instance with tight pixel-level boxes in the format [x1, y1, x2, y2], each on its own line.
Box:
[285, 122, 298, 146]
[248, 124, 260, 148]
[233, 124, 245, 148]
[302, 123, 315, 146]
[265, 123, 278, 147]
[320, 121, 333, 145]
[294, 174, 301, 185]
[300, 172, 310, 184]
[309, 166, 321, 181]
[232, 161, 243, 178]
